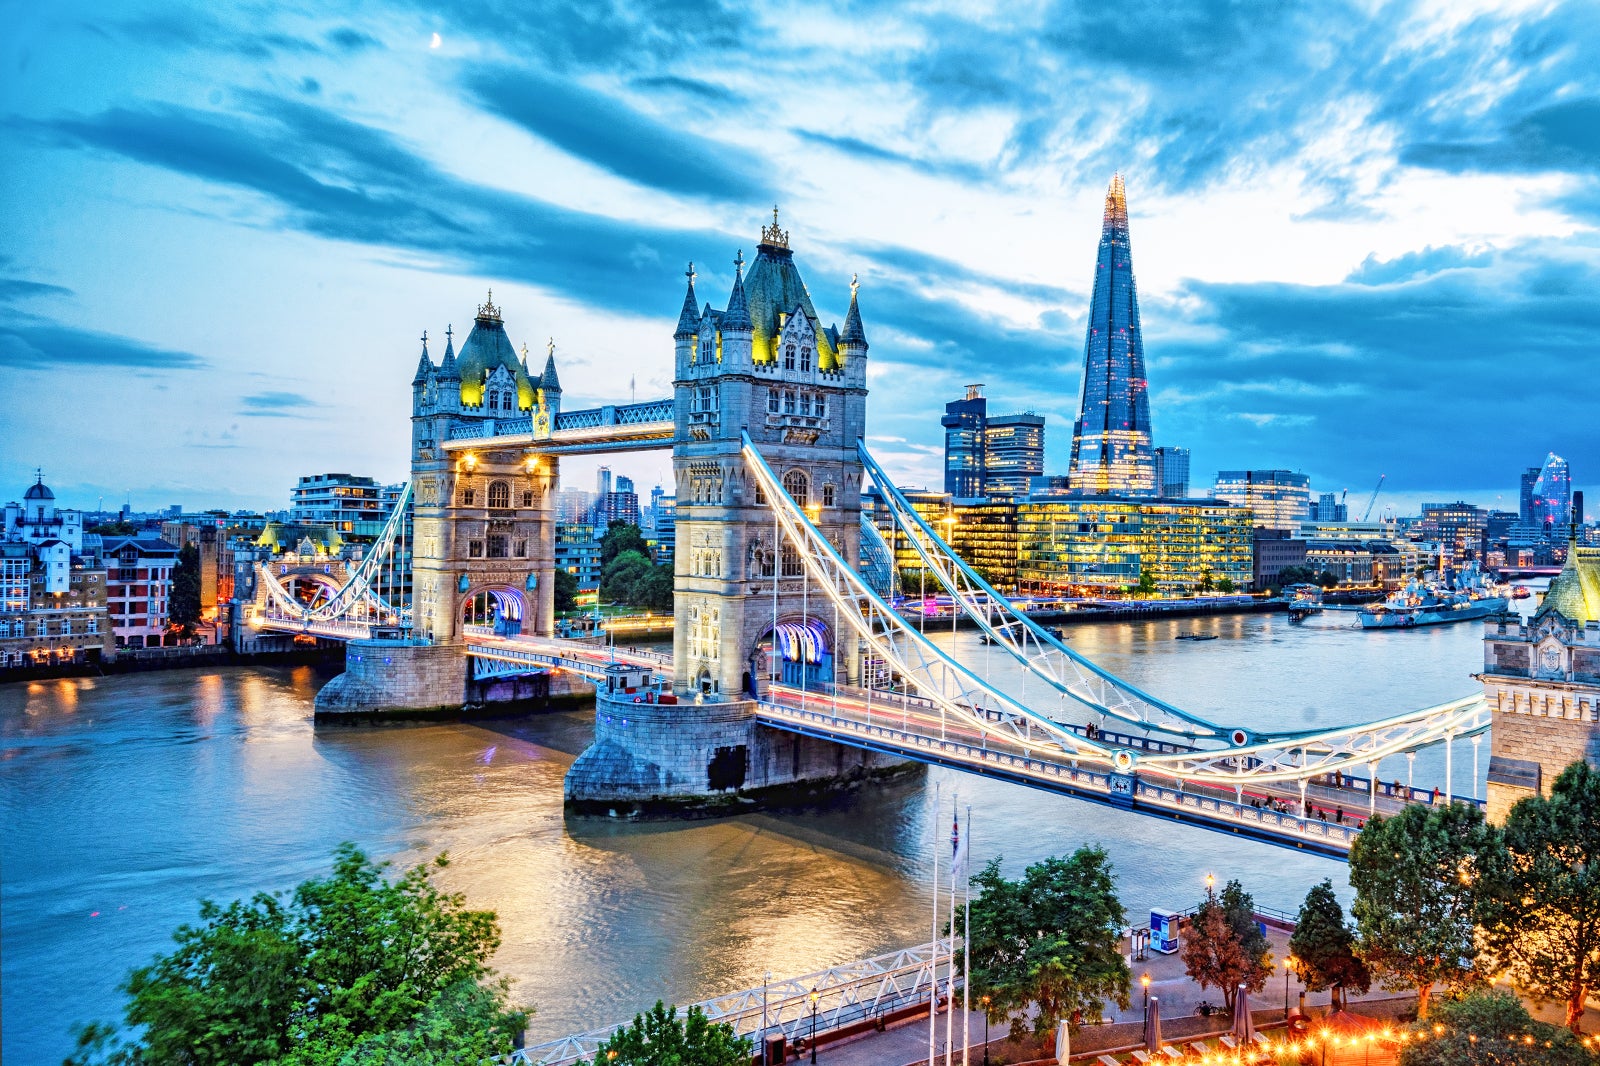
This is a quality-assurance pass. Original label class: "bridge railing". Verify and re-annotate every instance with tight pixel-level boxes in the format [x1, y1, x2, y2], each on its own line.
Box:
[512, 938, 957, 1066]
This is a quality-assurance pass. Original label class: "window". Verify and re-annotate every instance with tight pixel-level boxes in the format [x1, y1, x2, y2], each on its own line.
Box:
[699, 335, 714, 363]
[487, 535, 508, 558]
[522, 490, 534, 507]
[693, 385, 716, 412]
[823, 483, 836, 507]
[463, 488, 476, 506]
[783, 470, 809, 507]
[781, 543, 803, 577]
[799, 393, 812, 416]
[515, 540, 527, 557]
[755, 482, 767, 505]
[768, 389, 780, 413]
[815, 394, 827, 418]
[800, 345, 812, 372]
[784, 344, 796, 370]
[88, 619, 98, 634]
[469, 540, 484, 558]
[488, 481, 511, 509]
[783, 390, 797, 414]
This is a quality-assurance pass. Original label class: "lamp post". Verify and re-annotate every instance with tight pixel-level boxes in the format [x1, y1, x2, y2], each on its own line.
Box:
[979, 995, 990, 1066]
[809, 987, 819, 1064]
[1141, 972, 1151, 1018]
[1284, 956, 1294, 1017]
[1205, 872, 1216, 899]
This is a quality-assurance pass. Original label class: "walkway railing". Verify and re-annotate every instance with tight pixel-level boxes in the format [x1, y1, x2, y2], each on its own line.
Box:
[512, 939, 956, 1066]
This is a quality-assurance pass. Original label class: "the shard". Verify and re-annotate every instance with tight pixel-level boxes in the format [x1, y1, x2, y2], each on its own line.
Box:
[1067, 174, 1156, 496]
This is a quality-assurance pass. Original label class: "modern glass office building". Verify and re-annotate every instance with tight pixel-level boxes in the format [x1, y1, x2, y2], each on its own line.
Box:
[1213, 469, 1312, 530]
[1066, 175, 1156, 496]
[941, 386, 987, 497]
[1154, 446, 1190, 499]
[1531, 452, 1572, 534]
[983, 414, 1045, 499]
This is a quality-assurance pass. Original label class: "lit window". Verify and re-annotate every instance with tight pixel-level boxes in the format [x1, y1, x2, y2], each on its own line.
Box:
[488, 481, 511, 509]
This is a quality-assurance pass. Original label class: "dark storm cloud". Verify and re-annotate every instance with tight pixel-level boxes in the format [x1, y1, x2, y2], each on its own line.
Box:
[465, 65, 768, 201]
[0, 318, 207, 370]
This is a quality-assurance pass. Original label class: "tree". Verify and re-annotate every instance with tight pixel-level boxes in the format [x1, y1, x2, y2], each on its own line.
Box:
[1198, 567, 1216, 593]
[591, 1001, 750, 1066]
[1135, 568, 1158, 596]
[1288, 879, 1370, 1010]
[600, 522, 648, 567]
[963, 849, 1130, 1038]
[169, 543, 203, 642]
[1397, 989, 1594, 1066]
[1181, 880, 1271, 1003]
[1317, 570, 1341, 588]
[601, 550, 654, 604]
[1216, 576, 1236, 594]
[1479, 760, 1600, 1033]
[554, 568, 579, 613]
[1348, 801, 1497, 1015]
[67, 845, 525, 1066]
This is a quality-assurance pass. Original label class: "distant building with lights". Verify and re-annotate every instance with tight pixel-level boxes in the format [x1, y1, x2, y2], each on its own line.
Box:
[1154, 447, 1190, 499]
[1420, 501, 1489, 563]
[940, 386, 1045, 500]
[1213, 470, 1312, 531]
[0, 476, 114, 668]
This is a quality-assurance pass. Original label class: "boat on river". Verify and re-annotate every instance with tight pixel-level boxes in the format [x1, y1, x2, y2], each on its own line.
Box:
[1359, 562, 1508, 629]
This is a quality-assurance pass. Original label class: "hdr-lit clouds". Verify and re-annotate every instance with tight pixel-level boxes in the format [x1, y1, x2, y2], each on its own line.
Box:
[0, 0, 1596, 512]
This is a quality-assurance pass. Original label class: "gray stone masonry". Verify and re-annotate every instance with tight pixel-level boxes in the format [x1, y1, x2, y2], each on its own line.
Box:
[314, 640, 467, 717]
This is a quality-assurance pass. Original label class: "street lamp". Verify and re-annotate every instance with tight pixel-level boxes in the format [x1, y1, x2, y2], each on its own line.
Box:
[1284, 956, 1295, 1017]
[1141, 972, 1151, 1017]
[1205, 872, 1216, 898]
[979, 995, 991, 1066]
[809, 987, 819, 1064]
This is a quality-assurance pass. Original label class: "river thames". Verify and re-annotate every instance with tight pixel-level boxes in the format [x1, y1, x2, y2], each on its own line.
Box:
[3, 609, 1498, 1063]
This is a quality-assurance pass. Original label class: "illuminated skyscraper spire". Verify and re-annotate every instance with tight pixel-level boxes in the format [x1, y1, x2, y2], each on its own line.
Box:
[1067, 173, 1155, 496]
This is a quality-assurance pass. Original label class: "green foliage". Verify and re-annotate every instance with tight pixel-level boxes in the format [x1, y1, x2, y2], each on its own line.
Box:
[1135, 569, 1158, 596]
[1198, 568, 1215, 593]
[600, 522, 648, 567]
[600, 550, 672, 611]
[66, 844, 525, 1066]
[1288, 879, 1370, 1009]
[1317, 570, 1341, 588]
[1398, 989, 1597, 1066]
[554, 568, 579, 613]
[1349, 801, 1497, 1014]
[169, 543, 203, 640]
[1276, 566, 1318, 587]
[89, 520, 139, 535]
[962, 849, 1130, 1038]
[591, 1001, 751, 1066]
[1480, 760, 1600, 1033]
[1216, 576, 1236, 593]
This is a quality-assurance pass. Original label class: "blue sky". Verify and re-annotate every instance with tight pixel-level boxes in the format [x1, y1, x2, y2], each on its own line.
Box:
[2, 0, 1596, 516]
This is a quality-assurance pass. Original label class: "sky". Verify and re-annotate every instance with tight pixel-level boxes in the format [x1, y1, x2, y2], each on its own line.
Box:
[1, 0, 1597, 517]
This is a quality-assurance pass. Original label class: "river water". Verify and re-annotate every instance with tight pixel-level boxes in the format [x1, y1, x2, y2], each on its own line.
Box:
[2, 609, 1500, 1064]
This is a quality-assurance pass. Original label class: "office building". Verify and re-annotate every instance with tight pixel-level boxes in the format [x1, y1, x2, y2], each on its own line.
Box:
[983, 414, 1045, 499]
[650, 494, 677, 564]
[596, 466, 613, 498]
[1154, 447, 1190, 499]
[1253, 528, 1310, 589]
[1520, 466, 1541, 525]
[1530, 452, 1572, 535]
[1421, 501, 1490, 562]
[1310, 492, 1348, 522]
[0, 476, 114, 668]
[290, 473, 387, 533]
[1066, 175, 1156, 496]
[942, 385, 988, 497]
[1015, 496, 1252, 596]
[556, 522, 603, 590]
[1213, 470, 1312, 531]
[951, 500, 1020, 590]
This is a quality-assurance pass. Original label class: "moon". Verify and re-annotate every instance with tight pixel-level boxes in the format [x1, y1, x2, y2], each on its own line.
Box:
[430, 32, 442, 49]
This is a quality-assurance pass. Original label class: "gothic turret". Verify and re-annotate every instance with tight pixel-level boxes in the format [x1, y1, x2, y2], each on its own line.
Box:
[675, 264, 701, 339]
[540, 339, 563, 418]
[412, 332, 434, 386]
[719, 251, 753, 366]
[438, 325, 460, 381]
[840, 275, 867, 352]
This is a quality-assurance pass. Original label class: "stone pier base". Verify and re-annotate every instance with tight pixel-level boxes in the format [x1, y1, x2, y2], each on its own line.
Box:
[313, 640, 468, 722]
[564, 691, 915, 816]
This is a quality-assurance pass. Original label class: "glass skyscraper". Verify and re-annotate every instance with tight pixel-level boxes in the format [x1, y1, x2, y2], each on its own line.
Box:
[941, 385, 987, 497]
[1531, 452, 1572, 534]
[1067, 174, 1155, 496]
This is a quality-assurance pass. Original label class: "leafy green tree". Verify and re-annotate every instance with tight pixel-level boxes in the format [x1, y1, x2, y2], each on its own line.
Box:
[1216, 576, 1236, 593]
[1317, 570, 1341, 588]
[1349, 801, 1497, 1015]
[1198, 567, 1215, 593]
[317, 980, 528, 1066]
[1135, 568, 1158, 596]
[169, 543, 203, 642]
[1276, 565, 1318, 587]
[1397, 989, 1595, 1066]
[1479, 760, 1600, 1033]
[962, 848, 1130, 1038]
[601, 550, 654, 604]
[600, 522, 649, 567]
[554, 568, 579, 613]
[1288, 879, 1370, 1010]
[591, 1001, 751, 1066]
[66, 845, 525, 1066]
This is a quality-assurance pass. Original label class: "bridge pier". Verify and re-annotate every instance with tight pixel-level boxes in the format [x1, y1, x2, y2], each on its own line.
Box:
[565, 674, 913, 816]
[313, 639, 468, 722]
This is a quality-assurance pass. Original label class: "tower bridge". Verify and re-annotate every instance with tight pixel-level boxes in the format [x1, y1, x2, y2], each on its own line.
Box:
[252, 205, 1600, 853]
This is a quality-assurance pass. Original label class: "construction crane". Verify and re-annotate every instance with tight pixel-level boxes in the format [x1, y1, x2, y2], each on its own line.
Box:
[1361, 474, 1386, 522]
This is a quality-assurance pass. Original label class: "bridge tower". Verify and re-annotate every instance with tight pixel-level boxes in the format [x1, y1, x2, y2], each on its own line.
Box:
[566, 213, 910, 812]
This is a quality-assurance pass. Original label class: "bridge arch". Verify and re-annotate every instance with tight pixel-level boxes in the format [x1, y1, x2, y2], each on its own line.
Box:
[749, 617, 833, 693]
[461, 583, 527, 637]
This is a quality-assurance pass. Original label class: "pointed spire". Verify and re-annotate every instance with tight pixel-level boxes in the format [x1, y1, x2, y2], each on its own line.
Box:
[438, 323, 460, 380]
[1103, 171, 1129, 234]
[723, 249, 752, 331]
[840, 273, 867, 350]
[412, 330, 434, 385]
[519, 341, 531, 374]
[541, 336, 562, 392]
[674, 261, 700, 338]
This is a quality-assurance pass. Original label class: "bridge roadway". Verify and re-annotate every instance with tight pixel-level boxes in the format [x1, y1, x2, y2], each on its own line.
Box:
[462, 635, 1462, 859]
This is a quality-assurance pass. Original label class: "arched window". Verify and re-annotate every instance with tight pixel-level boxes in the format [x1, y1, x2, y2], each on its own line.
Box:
[822, 483, 836, 508]
[699, 335, 714, 363]
[488, 481, 510, 509]
[784, 344, 796, 370]
[800, 346, 812, 372]
[782, 470, 808, 507]
[781, 543, 803, 577]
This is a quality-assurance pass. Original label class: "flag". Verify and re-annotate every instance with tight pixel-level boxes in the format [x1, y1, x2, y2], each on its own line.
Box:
[950, 807, 967, 878]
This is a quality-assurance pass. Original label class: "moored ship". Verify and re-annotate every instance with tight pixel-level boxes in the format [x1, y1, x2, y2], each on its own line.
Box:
[1359, 561, 1508, 629]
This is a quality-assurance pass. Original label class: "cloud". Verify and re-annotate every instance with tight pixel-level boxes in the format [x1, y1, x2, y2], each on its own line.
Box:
[630, 75, 744, 106]
[325, 27, 379, 53]
[464, 64, 768, 201]
[0, 278, 73, 303]
[1401, 98, 1600, 176]
[792, 130, 989, 184]
[1345, 245, 1493, 286]
[0, 318, 207, 370]
[240, 390, 323, 417]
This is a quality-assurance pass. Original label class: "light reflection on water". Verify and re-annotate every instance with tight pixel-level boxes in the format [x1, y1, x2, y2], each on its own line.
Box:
[3, 612, 1500, 1063]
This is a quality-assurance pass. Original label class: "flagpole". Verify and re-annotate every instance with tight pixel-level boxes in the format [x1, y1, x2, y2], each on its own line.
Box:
[962, 803, 972, 1066]
[945, 793, 958, 1066]
[929, 780, 940, 1066]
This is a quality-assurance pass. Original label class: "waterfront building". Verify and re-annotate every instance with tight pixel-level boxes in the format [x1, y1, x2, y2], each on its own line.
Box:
[1213, 470, 1311, 531]
[864, 487, 953, 578]
[1253, 528, 1309, 589]
[101, 534, 180, 648]
[951, 499, 1020, 590]
[1420, 501, 1489, 562]
[1482, 536, 1600, 822]
[1530, 452, 1572, 536]
[556, 522, 603, 590]
[290, 473, 388, 534]
[983, 414, 1045, 499]
[1154, 446, 1190, 499]
[650, 493, 677, 564]
[942, 385, 987, 497]
[0, 476, 113, 668]
[1015, 496, 1252, 596]
[1067, 175, 1156, 496]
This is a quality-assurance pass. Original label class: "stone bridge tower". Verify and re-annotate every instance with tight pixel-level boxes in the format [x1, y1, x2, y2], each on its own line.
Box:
[565, 213, 910, 813]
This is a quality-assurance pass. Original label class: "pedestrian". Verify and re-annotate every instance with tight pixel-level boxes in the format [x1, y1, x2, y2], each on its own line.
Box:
[1336, 806, 1344, 824]
[1433, 786, 1440, 804]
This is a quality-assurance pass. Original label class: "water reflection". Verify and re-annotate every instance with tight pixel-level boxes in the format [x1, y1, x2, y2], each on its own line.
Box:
[2, 614, 1493, 1063]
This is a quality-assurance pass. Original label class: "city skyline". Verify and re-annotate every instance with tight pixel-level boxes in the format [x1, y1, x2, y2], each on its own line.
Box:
[3, 1, 1599, 513]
